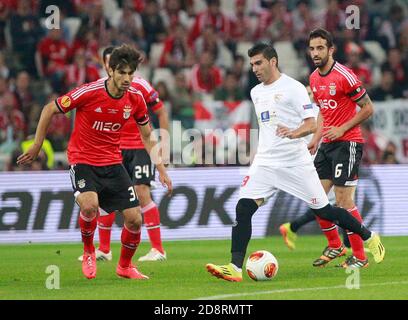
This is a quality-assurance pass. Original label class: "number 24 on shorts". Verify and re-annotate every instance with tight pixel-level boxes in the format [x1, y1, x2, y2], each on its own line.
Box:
[134, 165, 150, 179]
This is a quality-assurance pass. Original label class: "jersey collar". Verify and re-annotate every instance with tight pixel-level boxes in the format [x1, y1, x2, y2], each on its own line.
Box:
[104, 79, 125, 99]
[318, 61, 336, 77]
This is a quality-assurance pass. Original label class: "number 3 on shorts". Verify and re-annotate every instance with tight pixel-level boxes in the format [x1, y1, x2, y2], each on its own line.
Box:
[128, 186, 137, 202]
[335, 163, 343, 178]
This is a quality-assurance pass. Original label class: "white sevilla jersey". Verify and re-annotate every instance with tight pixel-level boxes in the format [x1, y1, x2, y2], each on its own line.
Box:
[250, 73, 316, 167]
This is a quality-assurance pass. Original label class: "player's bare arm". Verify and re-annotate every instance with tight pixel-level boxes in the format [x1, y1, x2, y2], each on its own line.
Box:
[138, 122, 173, 196]
[308, 112, 323, 155]
[323, 94, 373, 141]
[276, 117, 316, 140]
[16, 101, 61, 165]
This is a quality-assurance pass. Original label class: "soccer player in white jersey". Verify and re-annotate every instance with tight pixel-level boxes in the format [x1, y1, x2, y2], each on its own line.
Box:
[205, 43, 385, 282]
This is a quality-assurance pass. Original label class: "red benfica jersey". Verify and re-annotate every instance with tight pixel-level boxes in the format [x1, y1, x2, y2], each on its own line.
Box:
[55, 80, 149, 166]
[120, 77, 164, 150]
[309, 61, 367, 143]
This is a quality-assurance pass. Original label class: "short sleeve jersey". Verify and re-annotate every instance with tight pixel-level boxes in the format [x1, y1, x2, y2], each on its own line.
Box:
[309, 61, 366, 143]
[55, 80, 149, 166]
[120, 76, 164, 150]
[250, 74, 315, 167]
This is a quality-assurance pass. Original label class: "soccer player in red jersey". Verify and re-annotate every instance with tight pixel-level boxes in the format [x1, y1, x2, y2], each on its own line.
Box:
[78, 47, 169, 263]
[17, 45, 173, 279]
[307, 28, 383, 268]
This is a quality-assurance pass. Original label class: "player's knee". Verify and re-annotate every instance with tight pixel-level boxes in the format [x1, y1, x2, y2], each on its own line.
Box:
[235, 198, 258, 222]
[125, 213, 142, 231]
[81, 204, 99, 218]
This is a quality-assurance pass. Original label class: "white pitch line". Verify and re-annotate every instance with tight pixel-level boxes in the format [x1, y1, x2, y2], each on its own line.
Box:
[194, 281, 408, 300]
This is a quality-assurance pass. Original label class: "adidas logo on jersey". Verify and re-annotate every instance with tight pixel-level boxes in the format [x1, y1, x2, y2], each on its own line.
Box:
[94, 107, 102, 113]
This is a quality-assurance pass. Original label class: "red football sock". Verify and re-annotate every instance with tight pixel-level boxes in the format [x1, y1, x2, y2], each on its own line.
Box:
[346, 207, 366, 260]
[79, 212, 98, 254]
[119, 225, 141, 268]
[142, 202, 164, 254]
[98, 212, 115, 253]
[316, 216, 342, 249]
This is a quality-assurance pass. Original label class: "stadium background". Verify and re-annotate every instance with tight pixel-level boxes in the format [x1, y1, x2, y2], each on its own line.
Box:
[0, 0, 408, 243]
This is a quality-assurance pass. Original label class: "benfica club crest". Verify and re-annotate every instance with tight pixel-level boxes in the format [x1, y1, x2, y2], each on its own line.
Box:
[123, 105, 131, 119]
[329, 84, 336, 96]
[78, 179, 86, 189]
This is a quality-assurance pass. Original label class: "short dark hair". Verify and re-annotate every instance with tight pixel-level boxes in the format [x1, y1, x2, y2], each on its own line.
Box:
[309, 28, 334, 48]
[109, 44, 143, 72]
[248, 43, 278, 65]
[102, 46, 115, 64]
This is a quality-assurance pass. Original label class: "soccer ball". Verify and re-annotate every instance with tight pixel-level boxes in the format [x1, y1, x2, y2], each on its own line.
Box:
[245, 250, 279, 281]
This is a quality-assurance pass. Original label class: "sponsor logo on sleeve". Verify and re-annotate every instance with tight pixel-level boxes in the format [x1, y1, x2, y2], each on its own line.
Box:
[303, 104, 313, 110]
[150, 91, 159, 100]
[60, 96, 71, 108]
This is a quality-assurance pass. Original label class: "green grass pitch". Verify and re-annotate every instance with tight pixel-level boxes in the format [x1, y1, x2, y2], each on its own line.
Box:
[0, 235, 407, 300]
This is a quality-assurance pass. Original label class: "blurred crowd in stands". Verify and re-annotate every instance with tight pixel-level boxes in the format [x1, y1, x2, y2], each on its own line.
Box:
[0, 0, 407, 170]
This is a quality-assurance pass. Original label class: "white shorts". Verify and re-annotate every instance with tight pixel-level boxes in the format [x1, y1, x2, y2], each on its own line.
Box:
[239, 163, 329, 209]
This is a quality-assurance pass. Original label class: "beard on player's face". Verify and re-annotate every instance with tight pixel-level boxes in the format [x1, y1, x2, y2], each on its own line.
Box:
[313, 51, 330, 68]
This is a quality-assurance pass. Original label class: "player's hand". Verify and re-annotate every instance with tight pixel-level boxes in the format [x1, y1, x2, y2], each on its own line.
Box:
[323, 126, 345, 141]
[276, 125, 295, 139]
[307, 140, 319, 155]
[16, 143, 42, 165]
[159, 171, 173, 197]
